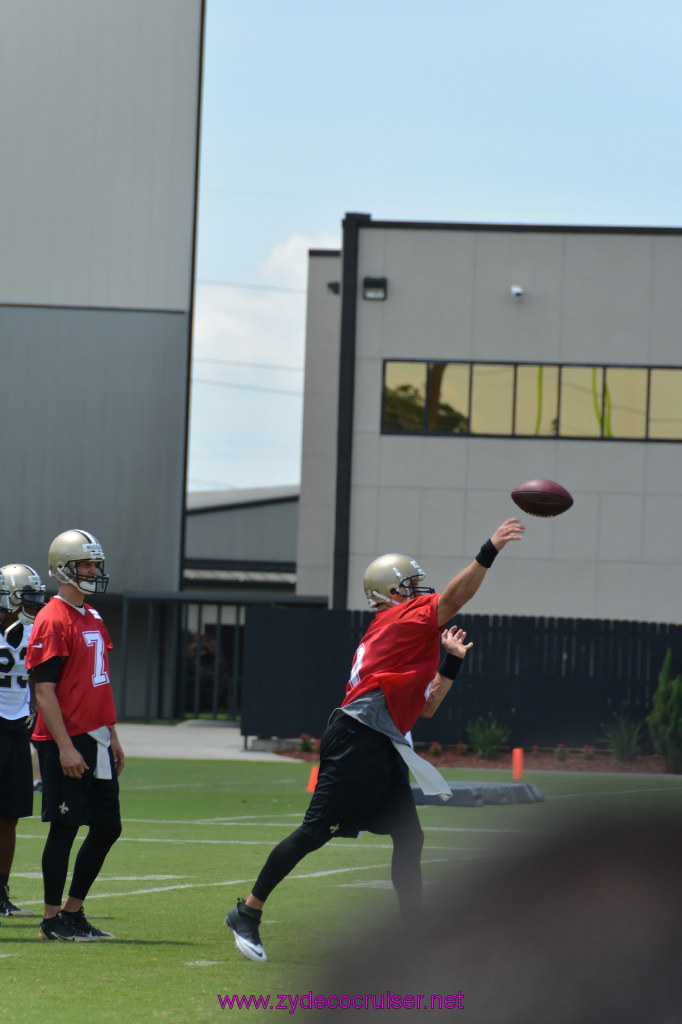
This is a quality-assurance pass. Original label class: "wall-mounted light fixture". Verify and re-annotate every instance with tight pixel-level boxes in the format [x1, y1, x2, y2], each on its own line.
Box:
[510, 285, 524, 301]
[327, 281, 340, 294]
[362, 276, 388, 300]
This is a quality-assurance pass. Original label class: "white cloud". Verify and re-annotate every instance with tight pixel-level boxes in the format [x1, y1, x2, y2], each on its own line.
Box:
[262, 230, 339, 289]
[188, 230, 339, 492]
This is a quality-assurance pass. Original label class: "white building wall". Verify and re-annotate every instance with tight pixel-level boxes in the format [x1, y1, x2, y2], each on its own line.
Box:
[297, 220, 682, 623]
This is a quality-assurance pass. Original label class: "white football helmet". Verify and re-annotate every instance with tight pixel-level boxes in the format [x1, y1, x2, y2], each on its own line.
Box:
[0, 563, 47, 624]
[0, 569, 10, 623]
[363, 553, 434, 608]
[48, 529, 110, 595]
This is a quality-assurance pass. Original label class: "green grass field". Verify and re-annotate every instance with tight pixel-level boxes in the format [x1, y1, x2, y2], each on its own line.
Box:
[2, 759, 681, 1023]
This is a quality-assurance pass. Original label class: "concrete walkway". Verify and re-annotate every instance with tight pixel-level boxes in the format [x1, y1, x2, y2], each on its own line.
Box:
[115, 720, 299, 762]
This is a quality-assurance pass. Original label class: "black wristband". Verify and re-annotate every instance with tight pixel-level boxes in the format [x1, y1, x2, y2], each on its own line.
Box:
[438, 651, 463, 681]
[475, 538, 498, 569]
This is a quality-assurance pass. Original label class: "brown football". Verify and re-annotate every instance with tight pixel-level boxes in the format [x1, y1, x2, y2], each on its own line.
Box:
[511, 479, 573, 517]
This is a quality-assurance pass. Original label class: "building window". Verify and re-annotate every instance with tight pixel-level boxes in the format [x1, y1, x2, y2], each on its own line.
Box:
[470, 363, 515, 435]
[515, 364, 559, 436]
[382, 361, 427, 432]
[649, 368, 682, 440]
[382, 360, 682, 441]
[559, 366, 604, 438]
[603, 367, 648, 439]
[427, 363, 469, 433]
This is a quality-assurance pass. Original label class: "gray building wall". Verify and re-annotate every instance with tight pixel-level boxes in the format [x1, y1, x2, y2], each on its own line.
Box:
[1, 0, 204, 595]
[297, 219, 682, 623]
[186, 487, 299, 565]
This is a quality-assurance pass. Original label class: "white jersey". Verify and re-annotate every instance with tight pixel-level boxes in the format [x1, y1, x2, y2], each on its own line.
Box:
[0, 620, 31, 720]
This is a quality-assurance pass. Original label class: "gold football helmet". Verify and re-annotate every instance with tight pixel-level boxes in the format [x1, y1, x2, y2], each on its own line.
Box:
[363, 553, 433, 608]
[48, 529, 109, 594]
[0, 563, 47, 623]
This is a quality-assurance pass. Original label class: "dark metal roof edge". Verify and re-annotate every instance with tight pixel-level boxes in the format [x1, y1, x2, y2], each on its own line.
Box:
[183, 558, 296, 572]
[121, 590, 328, 605]
[361, 218, 682, 236]
[186, 495, 299, 515]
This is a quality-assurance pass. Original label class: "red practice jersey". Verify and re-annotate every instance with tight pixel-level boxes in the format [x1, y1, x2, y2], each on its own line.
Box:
[26, 596, 117, 740]
[342, 593, 440, 734]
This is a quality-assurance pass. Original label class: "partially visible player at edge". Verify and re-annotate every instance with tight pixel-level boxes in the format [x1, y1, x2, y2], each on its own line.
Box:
[0, 563, 47, 919]
[225, 518, 525, 962]
[26, 530, 124, 942]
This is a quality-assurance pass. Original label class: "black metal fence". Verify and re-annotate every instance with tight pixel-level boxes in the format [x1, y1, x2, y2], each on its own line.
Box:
[111, 595, 681, 749]
[113, 592, 326, 723]
[242, 608, 682, 749]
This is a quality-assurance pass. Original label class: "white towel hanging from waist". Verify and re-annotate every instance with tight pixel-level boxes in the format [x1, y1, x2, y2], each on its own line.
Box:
[87, 725, 112, 780]
[391, 738, 451, 800]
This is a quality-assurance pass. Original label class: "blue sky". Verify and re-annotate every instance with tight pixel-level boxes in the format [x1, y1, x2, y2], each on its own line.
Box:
[187, 0, 682, 491]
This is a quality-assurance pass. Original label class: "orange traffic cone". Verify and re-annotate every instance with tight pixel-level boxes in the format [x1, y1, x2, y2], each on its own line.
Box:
[306, 765, 319, 792]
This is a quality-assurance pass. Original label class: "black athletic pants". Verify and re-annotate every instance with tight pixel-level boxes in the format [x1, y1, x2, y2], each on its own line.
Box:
[251, 715, 424, 917]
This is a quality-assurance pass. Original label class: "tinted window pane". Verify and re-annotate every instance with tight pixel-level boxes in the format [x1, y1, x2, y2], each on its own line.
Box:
[649, 369, 682, 439]
[427, 363, 470, 433]
[515, 364, 559, 436]
[559, 366, 604, 437]
[383, 361, 427, 432]
[603, 368, 647, 439]
[471, 364, 514, 435]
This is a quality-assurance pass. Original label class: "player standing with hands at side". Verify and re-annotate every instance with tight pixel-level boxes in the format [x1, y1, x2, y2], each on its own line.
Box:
[26, 530, 124, 942]
[225, 518, 524, 962]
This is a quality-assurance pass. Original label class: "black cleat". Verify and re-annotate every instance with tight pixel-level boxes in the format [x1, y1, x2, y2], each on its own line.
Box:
[225, 899, 267, 962]
[39, 913, 83, 942]
[0, 885, 33, 917]
[61, 907, 115, 940]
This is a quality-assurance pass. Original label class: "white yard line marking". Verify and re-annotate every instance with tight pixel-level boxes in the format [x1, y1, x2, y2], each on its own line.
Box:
[16, 833, 485, 856]
[120, 817, 302, 826]
[421, 826, 529, 833]
[198, 813, 303, 822]
[120, 838, 299, 845]
[551, 786, 682, 800]
[125, 780, 295, 791]
[17, 859, 452, 906]
[18, 865, 394, 903]
[10, 872, 189, 881]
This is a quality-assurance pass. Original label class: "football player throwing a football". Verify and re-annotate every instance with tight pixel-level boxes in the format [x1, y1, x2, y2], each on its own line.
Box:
[225, 518, 524, 962]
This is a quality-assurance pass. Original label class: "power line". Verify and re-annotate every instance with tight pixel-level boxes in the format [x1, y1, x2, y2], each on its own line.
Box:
[194, 356, 303, 373]
[196, 279, 306, 294]
[191, 378, 302, 397]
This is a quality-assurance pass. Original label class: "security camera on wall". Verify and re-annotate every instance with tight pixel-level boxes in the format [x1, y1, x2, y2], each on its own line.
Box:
[510, 285, 524, 301]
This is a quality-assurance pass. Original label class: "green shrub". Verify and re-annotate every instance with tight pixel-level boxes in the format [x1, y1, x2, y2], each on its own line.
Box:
[604, 713, 642, 761]
[466, 714, 510, 759]
[647, 649, 682, 774]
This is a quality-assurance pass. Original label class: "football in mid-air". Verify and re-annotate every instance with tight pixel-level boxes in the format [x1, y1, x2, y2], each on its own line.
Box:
[511, 479, 573, 517]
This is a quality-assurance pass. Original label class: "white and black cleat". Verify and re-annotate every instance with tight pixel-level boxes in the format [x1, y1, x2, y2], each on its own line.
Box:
[225, 899, 267, 962]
